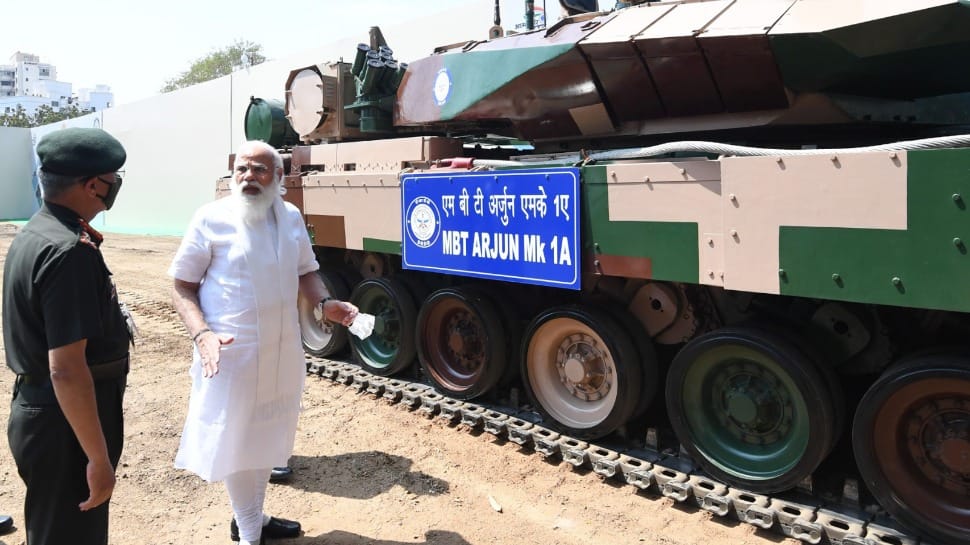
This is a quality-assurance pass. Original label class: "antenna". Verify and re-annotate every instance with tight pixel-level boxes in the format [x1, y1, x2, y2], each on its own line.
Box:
[489, 0, 504, 39]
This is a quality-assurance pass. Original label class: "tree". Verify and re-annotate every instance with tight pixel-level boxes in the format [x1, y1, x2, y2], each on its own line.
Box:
[160, 40, 266, 93]
[32, 103, 88, 126]
[0, 104, 31, 127]
[0, 102, 91, 128]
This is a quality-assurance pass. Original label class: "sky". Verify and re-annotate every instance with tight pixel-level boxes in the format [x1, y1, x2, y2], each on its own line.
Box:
[2, 0, 565, 106]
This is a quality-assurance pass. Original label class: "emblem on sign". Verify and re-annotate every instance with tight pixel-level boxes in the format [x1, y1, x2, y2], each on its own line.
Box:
[406, 196, 441, 249]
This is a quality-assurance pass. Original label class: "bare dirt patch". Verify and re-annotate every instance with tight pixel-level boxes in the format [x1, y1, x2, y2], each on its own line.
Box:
[0, 227, 797, 545]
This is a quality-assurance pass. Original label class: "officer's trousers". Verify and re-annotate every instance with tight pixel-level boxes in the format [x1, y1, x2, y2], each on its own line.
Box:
[7, 375, 126, 545]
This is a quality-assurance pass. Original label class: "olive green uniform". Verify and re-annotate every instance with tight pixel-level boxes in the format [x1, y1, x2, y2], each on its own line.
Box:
[3, 202, 130, 545]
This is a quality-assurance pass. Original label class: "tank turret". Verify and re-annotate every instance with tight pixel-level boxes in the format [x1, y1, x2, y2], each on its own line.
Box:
[395, 0, 970, 147]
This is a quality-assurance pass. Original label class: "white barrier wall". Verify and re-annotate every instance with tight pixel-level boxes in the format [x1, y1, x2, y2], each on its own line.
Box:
[0, 126, 36, 221]
[7, 0, 508, 235]
[102, 77, 231, 235]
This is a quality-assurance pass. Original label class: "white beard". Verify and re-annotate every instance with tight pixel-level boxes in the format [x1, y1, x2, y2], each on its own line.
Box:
[231, 179, 279, 224]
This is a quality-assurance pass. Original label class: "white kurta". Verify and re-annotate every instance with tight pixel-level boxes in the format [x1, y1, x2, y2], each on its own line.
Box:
[168, 197, 319, 482]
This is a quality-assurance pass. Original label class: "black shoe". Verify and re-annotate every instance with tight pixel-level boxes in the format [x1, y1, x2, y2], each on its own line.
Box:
[269, 466, 294, 483]
[0, 514, 13, 535]
[230, 516, 301, 541]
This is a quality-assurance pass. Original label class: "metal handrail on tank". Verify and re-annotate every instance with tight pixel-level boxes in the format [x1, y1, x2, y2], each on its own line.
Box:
[586, 134, 970, 162]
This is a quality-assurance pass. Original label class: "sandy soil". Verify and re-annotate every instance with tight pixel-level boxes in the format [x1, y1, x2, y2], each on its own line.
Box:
[0, 224, 799, 545]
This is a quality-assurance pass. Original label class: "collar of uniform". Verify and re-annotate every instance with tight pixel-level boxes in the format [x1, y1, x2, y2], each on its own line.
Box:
[42, 201, 104, 248]
[42, 201, 83, 230]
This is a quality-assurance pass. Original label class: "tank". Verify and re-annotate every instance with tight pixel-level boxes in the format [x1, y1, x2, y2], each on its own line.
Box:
[258, 2, 970, 544]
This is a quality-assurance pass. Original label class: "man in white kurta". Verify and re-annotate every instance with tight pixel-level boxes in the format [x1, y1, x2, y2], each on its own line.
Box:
[169, 141, 357, 545]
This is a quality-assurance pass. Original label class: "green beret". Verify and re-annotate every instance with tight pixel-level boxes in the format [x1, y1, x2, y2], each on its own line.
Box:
[36, 128, 126, 177]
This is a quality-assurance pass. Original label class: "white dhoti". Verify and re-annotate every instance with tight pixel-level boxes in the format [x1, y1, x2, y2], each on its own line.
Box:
[169, 197, 319, 482]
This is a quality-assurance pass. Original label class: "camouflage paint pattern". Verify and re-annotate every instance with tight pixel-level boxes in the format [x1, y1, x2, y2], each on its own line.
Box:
[297, 143, 969, 313]
[595, 148, 969, 313]
[778, 149, 970, 312]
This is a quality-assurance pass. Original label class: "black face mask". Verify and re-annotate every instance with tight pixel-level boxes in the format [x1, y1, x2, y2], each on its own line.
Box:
[93, 174, 123, 210]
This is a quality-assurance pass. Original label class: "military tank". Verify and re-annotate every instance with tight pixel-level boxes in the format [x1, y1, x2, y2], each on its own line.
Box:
[250, 1, 970, 543]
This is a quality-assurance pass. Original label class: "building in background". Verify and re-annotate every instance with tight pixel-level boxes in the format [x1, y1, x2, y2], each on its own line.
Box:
[78, 84, 113, 112]
[0, 65, 15, 97]
[0, 52, 113, 116]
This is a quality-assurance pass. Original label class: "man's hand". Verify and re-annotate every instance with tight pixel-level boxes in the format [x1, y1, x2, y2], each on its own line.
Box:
[324, 299, 359, 327]
[173, 280, 233, 378]
[79, 457, 116, 511]
[196, 332, 234, 378]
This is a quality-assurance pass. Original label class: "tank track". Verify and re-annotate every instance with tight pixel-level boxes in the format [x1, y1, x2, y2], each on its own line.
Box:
[305, 356, 928, 545]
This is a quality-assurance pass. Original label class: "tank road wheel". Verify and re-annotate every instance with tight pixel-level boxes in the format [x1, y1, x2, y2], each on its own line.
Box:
[416, 287, 508, 400]
[666, 327, 839, 493]
[298, 269, 351, 357]
[852, 352, 970, 545]
[349, 277, 418, 376]
[522, 305, 643, 440]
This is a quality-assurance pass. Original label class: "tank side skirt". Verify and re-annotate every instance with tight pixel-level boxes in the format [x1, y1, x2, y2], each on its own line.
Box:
[778, 149, 970, 312]
[583, 149, 969, 313]
[363, 238, 402, 256]
[583, 164, 701, 283]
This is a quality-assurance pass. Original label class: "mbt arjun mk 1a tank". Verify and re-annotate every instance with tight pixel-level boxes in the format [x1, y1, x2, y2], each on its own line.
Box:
[255, 2, 970, 545]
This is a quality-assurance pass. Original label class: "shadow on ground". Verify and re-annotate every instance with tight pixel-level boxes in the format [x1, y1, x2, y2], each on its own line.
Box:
[285, 451, 449, 499]
[287, 529, 470, 545]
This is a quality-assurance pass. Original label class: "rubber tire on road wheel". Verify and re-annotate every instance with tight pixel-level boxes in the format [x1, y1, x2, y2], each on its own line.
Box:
[349, 277, 418, 376]
[417, 287, 508, 400]
[666, 326, 838, 493]
[521, 305, 642, 440]
[852, 350, 970, 545]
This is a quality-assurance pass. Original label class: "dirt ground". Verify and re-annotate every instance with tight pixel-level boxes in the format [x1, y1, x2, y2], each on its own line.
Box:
[0, 224, 800, 545]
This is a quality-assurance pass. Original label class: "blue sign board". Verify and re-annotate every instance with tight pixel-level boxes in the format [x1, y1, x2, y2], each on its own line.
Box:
[402, 168, 580, 290]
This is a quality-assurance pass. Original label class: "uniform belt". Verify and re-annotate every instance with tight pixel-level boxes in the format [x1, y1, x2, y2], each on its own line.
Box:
[16, 355, 129, 386]
[89, 355, 130, 380]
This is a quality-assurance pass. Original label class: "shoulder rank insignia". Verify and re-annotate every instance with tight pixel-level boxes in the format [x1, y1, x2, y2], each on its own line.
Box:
[77, 218, 104, 250]
[78, 230, 99, 250]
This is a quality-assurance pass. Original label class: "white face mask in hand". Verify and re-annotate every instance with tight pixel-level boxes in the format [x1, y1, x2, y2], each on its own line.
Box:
[348, 313, 375, 340]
